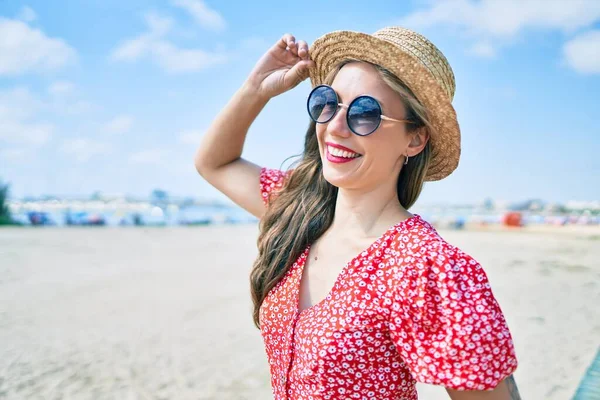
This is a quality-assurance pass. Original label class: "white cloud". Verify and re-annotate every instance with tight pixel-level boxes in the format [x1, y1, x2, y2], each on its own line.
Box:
[2, 82, 92, 118]
[170, 0, 226, 31]
[60, 139, 110, 162]
[0, 87, 41, 121]
[104, 115, 134, 134]
[179, 129, 203, 144]
[467, 41, 496, 58]
[0, 148, 27, 162]
[398, 0, 600, 58]
[145, 11, 174, 37]
[48, 81, 75, 97]
[0, 87, 53, 146]
[0, 84, 98, 159]
[0, 120, 53, 146]
[129, 149, 168, 164]
[150, 41, 228, 73]
[400, 0, 600, 36]
[111, 13, 174, 62]
[111, 35, 152, 61]
[110, 11, 229, 73]
[48, 98, 95, 116]
[17, 6, 37, 23]
[563, 30, 600, 74]
[0, 17, 77, 76]
[0, 84, 94, 149]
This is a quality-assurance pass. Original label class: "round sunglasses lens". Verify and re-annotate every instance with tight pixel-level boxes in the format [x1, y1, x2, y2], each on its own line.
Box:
[308, 86, 337, 123]
[348, 96, 381, 135]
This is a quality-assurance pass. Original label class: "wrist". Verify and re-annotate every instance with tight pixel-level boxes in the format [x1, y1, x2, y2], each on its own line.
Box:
[241, 80, 270, 104]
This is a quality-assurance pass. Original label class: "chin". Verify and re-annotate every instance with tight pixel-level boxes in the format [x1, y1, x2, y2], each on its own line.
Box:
[321, 164, 357, 189]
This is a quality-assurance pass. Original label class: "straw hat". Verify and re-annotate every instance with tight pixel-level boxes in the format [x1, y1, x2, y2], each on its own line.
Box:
[308, 27, 460, 181]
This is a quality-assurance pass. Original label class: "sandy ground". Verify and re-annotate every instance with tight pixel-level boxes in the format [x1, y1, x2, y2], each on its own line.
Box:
[0, 224, 599, 400]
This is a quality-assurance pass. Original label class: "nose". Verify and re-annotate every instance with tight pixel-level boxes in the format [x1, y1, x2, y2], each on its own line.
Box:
[326, 103, 352, 138]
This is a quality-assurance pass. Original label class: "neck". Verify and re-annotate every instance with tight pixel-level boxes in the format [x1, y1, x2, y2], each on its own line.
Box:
[328, 184, 412, 239]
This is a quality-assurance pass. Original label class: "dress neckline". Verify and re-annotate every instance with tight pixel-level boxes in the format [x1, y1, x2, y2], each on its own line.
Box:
[296, 213, 421, 316]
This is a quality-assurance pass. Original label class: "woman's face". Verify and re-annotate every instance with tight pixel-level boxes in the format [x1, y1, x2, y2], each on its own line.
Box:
[316, 62, 423, 191]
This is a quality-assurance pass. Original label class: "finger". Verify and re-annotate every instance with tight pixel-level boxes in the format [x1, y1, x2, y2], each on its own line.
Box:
[300, 59, 315, 79]
[284, 59, 314, 88]
[288, 41, 300, 57]
[276, 33, 296, 50]
[296, 40, 309, 59]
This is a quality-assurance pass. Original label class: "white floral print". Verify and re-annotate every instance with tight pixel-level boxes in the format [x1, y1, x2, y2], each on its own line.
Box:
[258, 167, 518, 400]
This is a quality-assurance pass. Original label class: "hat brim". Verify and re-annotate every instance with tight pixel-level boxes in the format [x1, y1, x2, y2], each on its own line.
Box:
[308, 30, 460, 182]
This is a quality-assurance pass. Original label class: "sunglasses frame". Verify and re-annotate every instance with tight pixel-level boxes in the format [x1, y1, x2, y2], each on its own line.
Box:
[307, 84, 413, 136]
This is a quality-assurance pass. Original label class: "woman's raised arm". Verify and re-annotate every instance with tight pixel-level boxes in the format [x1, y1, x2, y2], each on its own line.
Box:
[194, 33, 314, 219]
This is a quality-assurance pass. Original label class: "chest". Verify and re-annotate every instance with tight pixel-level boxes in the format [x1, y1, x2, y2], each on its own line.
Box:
[298, 237, 382, 313]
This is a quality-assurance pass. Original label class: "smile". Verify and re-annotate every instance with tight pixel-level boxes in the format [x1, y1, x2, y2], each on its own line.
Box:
[325, 143, 361, 158]
[325, 143, 362, 164]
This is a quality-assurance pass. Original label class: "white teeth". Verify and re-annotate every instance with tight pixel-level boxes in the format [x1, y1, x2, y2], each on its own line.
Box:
[327, 145, 360, 158]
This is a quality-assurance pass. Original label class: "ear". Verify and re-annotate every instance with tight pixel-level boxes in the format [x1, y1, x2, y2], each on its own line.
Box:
[407, 127, 429, 157]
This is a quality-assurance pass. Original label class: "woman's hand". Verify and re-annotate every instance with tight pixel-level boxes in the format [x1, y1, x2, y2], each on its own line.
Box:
[245, 33, 315, 100]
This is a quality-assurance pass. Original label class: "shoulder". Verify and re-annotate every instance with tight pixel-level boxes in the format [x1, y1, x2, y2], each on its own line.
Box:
[388, 217, 502, 327]
[388, 215, 485, 288]
[385, 219, 518, 390]
[387, 214, 453, 263]
[259, 167, 288, 191]
[259, 167, 294, 206]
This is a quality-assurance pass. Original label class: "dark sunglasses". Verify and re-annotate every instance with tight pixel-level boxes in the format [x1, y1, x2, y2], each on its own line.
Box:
[307, 84, 413, 136]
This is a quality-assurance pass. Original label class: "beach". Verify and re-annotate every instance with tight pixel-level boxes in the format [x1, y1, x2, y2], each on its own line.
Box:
[0, 224, 599, 400]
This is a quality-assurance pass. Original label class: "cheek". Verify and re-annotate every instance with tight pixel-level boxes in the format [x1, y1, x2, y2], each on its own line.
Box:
[316, 126, 325, 150]
[365, 137, 401, 164]
[316, 124, 325, 138]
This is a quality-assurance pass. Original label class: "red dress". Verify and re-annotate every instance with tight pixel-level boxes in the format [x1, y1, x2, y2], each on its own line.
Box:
[258, 168, 518, 400]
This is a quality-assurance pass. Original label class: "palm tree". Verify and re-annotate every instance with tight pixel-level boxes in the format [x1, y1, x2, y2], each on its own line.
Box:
[0, 180, 13, 225]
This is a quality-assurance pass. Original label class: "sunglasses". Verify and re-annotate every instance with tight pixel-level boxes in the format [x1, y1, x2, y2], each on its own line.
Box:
[307, 84, 413, 136]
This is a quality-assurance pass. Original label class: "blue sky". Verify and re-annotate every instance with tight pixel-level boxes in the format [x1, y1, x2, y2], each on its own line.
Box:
[1, 0, 599, 206]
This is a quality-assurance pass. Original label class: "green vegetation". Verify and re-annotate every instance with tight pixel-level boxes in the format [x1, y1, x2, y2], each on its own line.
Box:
[0, 180, 15, 225]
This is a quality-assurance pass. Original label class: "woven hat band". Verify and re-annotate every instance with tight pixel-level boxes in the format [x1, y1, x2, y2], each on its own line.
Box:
[373, 27, 456, 101]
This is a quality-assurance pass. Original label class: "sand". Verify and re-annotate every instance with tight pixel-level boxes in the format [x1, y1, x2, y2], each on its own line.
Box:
[0, 224, 599, 399]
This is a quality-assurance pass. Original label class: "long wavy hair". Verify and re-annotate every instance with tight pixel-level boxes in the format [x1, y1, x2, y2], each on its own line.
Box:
[250, 59, 435, 328]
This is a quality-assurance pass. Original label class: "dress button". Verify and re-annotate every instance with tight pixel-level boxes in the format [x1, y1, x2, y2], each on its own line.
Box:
[281, 374, 287, 384]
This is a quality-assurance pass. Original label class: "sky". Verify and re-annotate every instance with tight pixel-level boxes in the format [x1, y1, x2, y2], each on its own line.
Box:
[1, 0, 599, 206]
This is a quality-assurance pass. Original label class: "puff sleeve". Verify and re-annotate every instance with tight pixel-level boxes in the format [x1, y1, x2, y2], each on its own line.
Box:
[388, 239, 518, 391]
[259, 167, 291, 206]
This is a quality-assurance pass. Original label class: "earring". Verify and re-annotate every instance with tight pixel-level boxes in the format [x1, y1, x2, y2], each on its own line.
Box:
[404, 155, 409, 165]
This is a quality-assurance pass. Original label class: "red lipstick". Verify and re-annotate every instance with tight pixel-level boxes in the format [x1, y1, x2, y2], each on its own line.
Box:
[324, 142, 362, 164]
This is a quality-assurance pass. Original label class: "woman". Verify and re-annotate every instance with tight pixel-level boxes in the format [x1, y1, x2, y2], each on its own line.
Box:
[195, 27, 520, 400]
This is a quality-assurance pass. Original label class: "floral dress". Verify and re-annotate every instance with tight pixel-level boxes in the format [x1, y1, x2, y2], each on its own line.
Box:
[258, 167, 518, 400]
